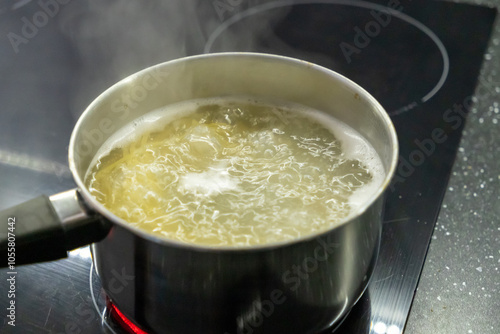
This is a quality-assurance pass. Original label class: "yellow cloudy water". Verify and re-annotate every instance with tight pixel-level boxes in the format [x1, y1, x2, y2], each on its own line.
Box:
[85, 98, 381, 246]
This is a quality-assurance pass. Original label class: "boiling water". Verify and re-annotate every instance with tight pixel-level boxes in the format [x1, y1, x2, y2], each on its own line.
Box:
[85, 97, 385, 246]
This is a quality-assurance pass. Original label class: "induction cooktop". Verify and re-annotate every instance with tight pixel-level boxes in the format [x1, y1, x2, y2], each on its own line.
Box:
[0, 0, 496, 333]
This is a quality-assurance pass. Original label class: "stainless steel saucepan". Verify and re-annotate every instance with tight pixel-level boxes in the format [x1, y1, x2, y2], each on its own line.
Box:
[0, 53, 398, 333]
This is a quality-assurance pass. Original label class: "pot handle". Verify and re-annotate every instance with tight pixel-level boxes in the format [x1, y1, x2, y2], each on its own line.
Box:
[0, 188, 110, 267]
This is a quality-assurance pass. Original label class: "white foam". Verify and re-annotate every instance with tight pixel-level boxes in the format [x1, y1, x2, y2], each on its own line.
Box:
[179, 165, 240, 196]
[280, 103, 386, 211]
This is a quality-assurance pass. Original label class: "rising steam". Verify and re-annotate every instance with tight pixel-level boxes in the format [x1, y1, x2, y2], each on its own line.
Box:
[55, 0, 288, 118]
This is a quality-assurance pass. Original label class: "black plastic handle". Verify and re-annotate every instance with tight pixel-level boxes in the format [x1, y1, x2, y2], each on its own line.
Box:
[0, 193, 109, 267]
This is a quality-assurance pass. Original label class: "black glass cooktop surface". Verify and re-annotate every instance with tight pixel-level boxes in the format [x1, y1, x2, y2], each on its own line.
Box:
[0, 1, 496, 333]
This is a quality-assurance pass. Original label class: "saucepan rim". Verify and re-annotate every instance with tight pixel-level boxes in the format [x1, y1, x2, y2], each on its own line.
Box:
[69, 52, 399, 252]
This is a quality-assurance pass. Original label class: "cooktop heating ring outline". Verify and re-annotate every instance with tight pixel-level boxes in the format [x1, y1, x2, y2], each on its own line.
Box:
[204, 0, 450, 116]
